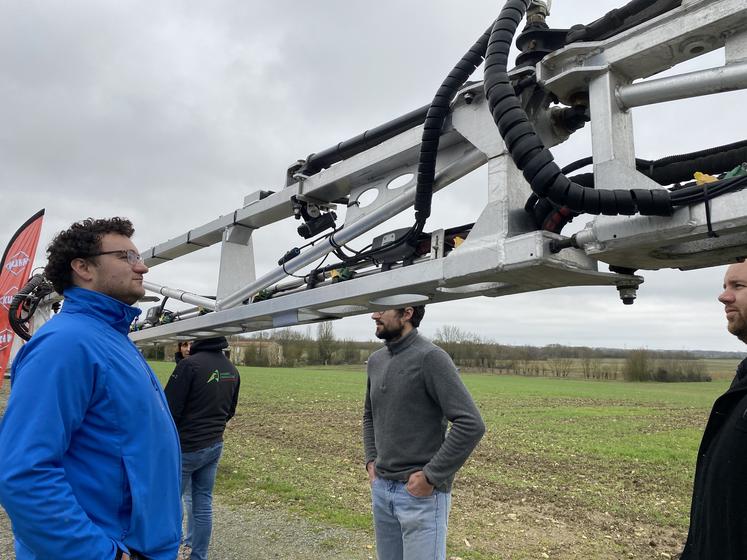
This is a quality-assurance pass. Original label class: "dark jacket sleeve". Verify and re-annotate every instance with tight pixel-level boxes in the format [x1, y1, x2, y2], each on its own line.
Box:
[227, 372, 240, 421]
[164, 361, 192, 426]
[362, 377, 377, 465]
[421, 348, 486, 487]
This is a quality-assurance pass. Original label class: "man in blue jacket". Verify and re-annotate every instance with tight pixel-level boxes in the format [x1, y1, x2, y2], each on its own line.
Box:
[0, 217, 182, 560]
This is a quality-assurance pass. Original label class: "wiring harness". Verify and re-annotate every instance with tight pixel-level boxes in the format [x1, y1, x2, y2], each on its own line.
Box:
[8, 274, 56, 341]
[530, 140, 747, 232]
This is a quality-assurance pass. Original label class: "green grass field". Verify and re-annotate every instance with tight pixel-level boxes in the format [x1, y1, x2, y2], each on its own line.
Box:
[151, 362, 731, 560]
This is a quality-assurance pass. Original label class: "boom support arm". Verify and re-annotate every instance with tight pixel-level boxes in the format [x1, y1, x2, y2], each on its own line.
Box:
[128, 0, 747, 345]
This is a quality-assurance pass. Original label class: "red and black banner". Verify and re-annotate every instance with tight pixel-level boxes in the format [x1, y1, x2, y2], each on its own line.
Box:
[0, 209, 45, 386]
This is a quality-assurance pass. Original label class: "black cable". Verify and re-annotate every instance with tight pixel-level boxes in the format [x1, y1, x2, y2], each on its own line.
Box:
[326, 227, 374, 259]
[305, 253, 331, 283]
[532, 140, 747, 231]
[644, 139, 747, 168]
[414, 23, 496, 227]
[670, 175, 747, 205]
[566, 0, 681, 43]
[702, 183, 718, 238]
[561, 157, 594, 175]
[329, 224, 419, 267]
[281, 261, 306, 279]
[556, 141, 747, 187]
[298, 104, 432, 176]
[8, 274, 55, 341]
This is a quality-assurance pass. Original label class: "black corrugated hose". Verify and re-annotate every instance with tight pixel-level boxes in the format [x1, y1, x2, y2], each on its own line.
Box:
[413, 24, 496, 230]
[483, 0, 746, 225]
[484, 0, 673, 217]
[8, 274, 54, 341]
[530, 139, 747, 231]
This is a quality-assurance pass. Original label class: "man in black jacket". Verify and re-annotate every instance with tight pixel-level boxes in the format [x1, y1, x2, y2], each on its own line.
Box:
[681, 261, 747, 558]
[165, 337, 240, 560]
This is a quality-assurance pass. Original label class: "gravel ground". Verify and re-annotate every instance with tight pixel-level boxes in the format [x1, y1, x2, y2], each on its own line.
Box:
[204, 501, 374, 560]
[0, 381, 375, 560]
[1, 503, 12, 560]
[0, 500, 375, 559]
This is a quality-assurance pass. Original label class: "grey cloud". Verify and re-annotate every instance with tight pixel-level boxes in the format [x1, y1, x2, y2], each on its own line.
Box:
[1, 0, 743, 351]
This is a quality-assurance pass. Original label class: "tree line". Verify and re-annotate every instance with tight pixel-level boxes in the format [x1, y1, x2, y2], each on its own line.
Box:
[141, 322, 713, 382]
[431, 325, 711, 382]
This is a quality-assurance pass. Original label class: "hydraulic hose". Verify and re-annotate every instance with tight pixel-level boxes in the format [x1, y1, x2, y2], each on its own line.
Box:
[484, 0, 674, 217]
[640, 139, 747, 184]
[529, 139, 747, 231]
[558, 140, 747, 183]
[413, 24, 496, 227]
[298, 104, 431, 176]
[558, 144, 747, 194]
[8, 274, 54, 341]
[566, 0, 681, 43]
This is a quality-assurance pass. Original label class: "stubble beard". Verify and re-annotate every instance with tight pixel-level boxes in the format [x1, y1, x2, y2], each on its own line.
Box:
[728, 315, 747, 344]
[105, 282, 144, 306]
[375, 323, 404, 341]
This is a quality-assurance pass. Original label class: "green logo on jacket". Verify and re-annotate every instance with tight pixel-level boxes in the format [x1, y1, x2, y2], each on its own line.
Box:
[207, 370, 238, 384]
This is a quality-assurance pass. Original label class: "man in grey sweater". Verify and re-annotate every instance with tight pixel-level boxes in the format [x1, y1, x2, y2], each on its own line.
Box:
[363, 305, 485, 560]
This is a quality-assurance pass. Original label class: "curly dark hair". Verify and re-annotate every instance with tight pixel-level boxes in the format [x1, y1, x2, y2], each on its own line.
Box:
[44, 217, 135, 294]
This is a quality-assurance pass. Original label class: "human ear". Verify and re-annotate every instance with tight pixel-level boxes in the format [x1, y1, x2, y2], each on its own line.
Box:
[70, 257, 94, 284]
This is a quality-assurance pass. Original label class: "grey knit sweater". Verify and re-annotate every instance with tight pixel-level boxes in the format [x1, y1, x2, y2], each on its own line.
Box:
[362, 329, 485, 492]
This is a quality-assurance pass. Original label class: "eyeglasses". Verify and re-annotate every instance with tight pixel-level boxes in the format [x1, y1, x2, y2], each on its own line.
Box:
[88, 249, 144, 266]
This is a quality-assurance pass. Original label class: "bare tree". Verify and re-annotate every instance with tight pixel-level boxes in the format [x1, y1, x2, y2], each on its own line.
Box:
[580, 348, 594, 379]
[548, 356, 573, 377]
[317, 321, 336, 365]
[434, 325, 468, 344]
[624, 349, 651, 382]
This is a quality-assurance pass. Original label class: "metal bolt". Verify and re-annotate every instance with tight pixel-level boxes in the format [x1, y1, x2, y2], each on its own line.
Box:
[617, 285, 638, 305]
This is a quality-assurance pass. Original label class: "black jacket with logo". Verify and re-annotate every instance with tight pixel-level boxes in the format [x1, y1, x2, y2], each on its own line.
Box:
[681, 358, 747, 559]
[164, 337, 241, 453]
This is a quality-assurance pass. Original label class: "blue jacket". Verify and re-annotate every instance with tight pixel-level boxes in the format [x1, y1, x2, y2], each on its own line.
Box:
[0, 287, 182, 560]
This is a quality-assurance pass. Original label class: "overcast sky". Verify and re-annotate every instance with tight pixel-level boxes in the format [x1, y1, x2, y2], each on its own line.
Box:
[1, 1, 744, 351]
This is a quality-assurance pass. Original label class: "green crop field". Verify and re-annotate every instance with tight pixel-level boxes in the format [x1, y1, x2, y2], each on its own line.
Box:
[150, 362, 732, 560]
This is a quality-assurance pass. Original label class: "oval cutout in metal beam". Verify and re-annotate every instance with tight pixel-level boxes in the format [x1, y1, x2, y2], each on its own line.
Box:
[356, 188, 379, 208]
[370, 293, 430, 307]
[387, 173, 414, 190]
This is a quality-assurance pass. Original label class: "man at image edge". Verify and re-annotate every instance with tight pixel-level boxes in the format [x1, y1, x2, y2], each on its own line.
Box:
[681, 260, 747, 558]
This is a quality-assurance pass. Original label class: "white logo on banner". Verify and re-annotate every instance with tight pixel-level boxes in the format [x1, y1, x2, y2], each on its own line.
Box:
[5, 251, 30, 276]
[1, 287, 18, 311]
[0, 329, 13, 351]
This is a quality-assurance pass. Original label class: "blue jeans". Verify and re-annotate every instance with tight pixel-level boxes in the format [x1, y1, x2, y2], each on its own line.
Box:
[183, 480, 193, 547]
[181, 442, 223, 560]
[371, 478, 451, 560]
